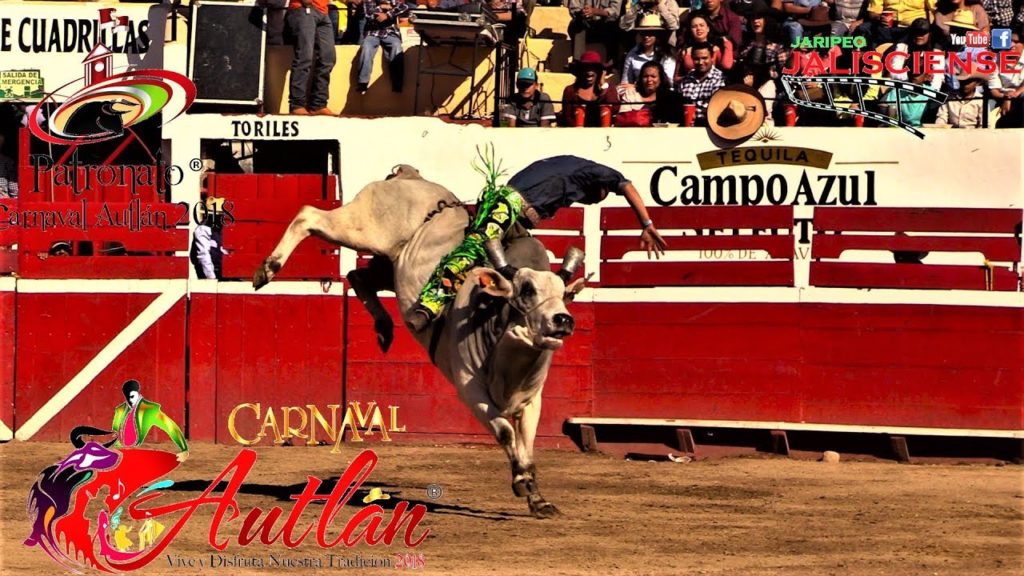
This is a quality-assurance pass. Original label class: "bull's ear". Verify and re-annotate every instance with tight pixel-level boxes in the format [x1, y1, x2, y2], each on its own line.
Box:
[564, 277, 586, 302]
[474, 268, 514, 299]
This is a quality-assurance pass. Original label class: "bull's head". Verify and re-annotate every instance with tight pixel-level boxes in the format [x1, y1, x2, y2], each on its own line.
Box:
[473, 242, 586, 351]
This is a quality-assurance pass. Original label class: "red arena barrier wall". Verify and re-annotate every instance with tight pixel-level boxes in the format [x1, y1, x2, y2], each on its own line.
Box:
[189, 285, 347, 445]
[12, 282, 187, 442]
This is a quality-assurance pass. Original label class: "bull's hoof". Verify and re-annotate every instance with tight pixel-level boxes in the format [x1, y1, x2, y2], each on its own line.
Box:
[253, 266, 271, 290]
[529, 499, 561, 519]
[375, 316, 394, 353]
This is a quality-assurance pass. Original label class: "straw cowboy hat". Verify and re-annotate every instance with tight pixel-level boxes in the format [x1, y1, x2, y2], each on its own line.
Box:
[634, 12, 668, 32]
[706, 84, 767, 145]
[362, 487, 392, 504]
[947, 9, 979, 30]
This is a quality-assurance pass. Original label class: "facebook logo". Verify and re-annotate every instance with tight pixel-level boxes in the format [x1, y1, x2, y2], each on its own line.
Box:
[992, 28, 1012, 49]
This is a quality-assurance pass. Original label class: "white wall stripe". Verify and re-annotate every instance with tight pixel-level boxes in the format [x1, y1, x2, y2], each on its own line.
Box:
[13, 285, 186, 441]
[189, 280, 346, 296]
[0, 277, 14, 291]
[16, 279, 184, 294]
[593, 286, 1024, 307]
[0, 420, 12, 442]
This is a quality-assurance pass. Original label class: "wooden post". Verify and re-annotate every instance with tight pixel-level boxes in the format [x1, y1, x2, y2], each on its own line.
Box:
[889, 435, 911, 463]
[770, 430, 790, 456]
[675, 428, 697, 457]
[580, 424, 598, 453]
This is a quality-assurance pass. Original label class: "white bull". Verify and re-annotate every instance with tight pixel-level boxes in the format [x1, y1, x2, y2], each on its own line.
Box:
[253, 166, 585, 518]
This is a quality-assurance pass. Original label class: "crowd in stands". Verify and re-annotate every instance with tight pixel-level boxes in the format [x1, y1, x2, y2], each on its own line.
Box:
[273, 0, 1024, 127]
[499, 0, 1024, 127]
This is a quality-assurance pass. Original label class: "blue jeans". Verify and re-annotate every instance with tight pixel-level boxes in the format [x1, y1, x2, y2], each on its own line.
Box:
[286, 7, 337, 110]
[358, 34, 404, 91]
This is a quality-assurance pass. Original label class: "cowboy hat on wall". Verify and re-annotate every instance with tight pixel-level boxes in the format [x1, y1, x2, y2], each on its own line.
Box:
[706, 84, 767, 148]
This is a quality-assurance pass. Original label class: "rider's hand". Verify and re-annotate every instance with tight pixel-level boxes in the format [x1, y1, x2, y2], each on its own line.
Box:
[640, 225, 667, 260]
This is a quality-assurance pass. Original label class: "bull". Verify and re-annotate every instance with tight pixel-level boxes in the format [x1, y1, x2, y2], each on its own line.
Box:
[253, 165, 585, 518]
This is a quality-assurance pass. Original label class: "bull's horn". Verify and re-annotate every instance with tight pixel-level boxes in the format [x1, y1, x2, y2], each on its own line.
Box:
[484, 238, 517, 280]
[557, 246, 585, 282]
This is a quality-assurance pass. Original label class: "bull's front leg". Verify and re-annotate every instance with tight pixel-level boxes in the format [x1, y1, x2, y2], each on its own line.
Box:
[458, 383, 538, 513]
[347, 255, 396, 353]
[254, 205, 332, 289]
[513, 395, 560, 519]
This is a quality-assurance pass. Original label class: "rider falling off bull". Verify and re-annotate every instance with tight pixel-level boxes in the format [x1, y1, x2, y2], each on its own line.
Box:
[407, 152, 669, 332]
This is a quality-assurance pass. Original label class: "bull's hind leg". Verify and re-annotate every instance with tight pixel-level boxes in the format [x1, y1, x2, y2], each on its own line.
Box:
[254, 203, 371, 290]
[513, 396, 560, 519]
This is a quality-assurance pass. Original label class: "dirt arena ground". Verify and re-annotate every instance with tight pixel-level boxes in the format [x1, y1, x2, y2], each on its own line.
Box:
[1, 441, 1022, 576]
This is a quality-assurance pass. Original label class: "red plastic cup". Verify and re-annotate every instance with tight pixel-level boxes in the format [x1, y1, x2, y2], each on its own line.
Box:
[600, 105, 613, 127]
[683, 103, 696, 127]
[854, 114, 865, 127]
[574, 107, 586, 127]
[784, 104, 798, 126]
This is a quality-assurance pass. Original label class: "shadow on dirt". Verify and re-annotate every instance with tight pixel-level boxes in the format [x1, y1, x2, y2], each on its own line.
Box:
[161, 478, 522, 521]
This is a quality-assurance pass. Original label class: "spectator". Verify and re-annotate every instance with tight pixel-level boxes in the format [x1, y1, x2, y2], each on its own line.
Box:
[560, 51, 621, 126]
[934, 0, 989, 34]
[782, 4, 832, 47]
[677, 43, 727, 123]
[737, 7, 788, 81]
[191, 196, 228, 280]
[616, 61, 686, 124]
[879, 71, 931, 126]
[934, 73, 987, 126]
[741, 62, 779, 123]
[889, 18, 945, 91]
[622, 14, 678, 85]
[0, 133, 15, 199]
[356, 0, 410, 94]
[340, 0, 367, 44]
[856, 0, 938, 46]
[982, 0, 1013, 28]
[286, 0, 337, 115]
[678, 13, 735, 75]
[702, 0, 745, 48]
[568, 0, 624, 61]
[831, 0, 867, 35]
[989, 27, 1024, 127]
[621, 0, 681, 47]
[502, 68, 557, 126]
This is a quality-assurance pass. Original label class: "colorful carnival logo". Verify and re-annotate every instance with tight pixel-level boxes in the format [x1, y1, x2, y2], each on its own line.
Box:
[27, 8, 195, 146]
[25, 380, 429, 573]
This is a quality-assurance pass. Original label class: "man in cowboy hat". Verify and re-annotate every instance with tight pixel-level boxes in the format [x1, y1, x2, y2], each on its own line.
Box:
[706, 84, 768, 145]
[934, 72, 989, 127]
[935, 2, 989, 36]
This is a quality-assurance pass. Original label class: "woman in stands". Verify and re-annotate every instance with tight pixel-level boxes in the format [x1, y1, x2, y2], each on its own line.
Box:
[735, 7, 787, 84]
[560, 50, 621, 127]
[675, 12, 734, 77]
[616, 61, 686, 125]
[621, 14, 678, 88]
